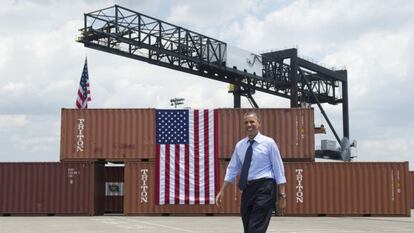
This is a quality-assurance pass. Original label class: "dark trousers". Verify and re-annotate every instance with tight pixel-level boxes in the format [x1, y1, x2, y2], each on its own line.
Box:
[240, 178, 276, 233]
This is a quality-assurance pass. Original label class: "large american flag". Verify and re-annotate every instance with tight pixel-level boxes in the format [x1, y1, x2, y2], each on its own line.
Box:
[156, 109, 218, 205]
[76, 58, 91, 109]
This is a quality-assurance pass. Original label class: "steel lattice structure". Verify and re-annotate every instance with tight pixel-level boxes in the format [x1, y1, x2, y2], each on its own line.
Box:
[77, 5, 349, 144]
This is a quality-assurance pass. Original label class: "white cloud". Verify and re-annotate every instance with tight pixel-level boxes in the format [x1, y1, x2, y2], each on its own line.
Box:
[0, 37, 13, 69]
[231, 0, 414, 53]
[0, 114, 28, 130]
[323, 28, 413, 104]
[0, 82, 25, 92]
[0, 114, 60, 162]
[168, 0, 254, 28]
[356, 138, 414, 163]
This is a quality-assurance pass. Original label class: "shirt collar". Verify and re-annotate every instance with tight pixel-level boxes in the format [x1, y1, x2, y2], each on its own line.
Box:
[245, 132, 265, 144]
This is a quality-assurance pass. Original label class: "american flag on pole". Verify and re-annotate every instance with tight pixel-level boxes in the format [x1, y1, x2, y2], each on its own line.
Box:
[76, 58, 91, 109]
[156, 109, 219, 205]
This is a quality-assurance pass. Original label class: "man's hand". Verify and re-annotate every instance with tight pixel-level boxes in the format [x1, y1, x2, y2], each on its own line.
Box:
[277, 197, 286, 216]
[277, 183, 286, 216]
[216, 181, 231, 208]
[215, 191, 223, 208]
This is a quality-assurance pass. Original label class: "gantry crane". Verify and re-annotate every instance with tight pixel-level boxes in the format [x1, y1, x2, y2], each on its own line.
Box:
[77, 5, 353, 161]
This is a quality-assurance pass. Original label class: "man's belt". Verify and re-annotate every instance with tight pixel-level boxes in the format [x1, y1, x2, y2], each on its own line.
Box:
[246, 177, 274, 185]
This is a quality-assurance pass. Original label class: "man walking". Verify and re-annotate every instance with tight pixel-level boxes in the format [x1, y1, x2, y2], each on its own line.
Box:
[216, 111, 286, 233]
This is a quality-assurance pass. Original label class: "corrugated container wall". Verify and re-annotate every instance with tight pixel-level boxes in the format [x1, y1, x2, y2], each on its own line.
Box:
[411, 171, 414, 209]
[104, 166, 124, 213]
[61, 108, 314, 162]
[124, 161, 240, 215]
[286, 162, 410, 216]
[217, 108, 315, 160]
[60, 109, 155, 161]
[0, 162, 104, 215]
[123, 161, 410, 216]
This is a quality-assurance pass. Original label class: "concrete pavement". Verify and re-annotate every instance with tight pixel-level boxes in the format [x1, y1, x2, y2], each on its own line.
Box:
[0, 211, 413, 233]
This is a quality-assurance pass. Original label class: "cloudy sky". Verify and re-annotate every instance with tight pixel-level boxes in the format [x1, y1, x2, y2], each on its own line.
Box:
[1, 0, 413, 169]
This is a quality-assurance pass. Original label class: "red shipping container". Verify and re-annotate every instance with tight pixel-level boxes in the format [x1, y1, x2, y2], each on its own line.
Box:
[124, 161, 240, 215]
[60, 108, 155, 161]
[0, 162, 104, 215]
[285, 162, 410, 216]
[217, 108, 315, 160]
[60, 108, 314, 162]
[123, 161, 411, 216]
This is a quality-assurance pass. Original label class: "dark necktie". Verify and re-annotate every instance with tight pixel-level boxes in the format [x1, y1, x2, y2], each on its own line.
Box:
[238, 139, 254, 190]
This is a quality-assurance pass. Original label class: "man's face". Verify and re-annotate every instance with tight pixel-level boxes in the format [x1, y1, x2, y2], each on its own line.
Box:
[243, 114, 261, 138]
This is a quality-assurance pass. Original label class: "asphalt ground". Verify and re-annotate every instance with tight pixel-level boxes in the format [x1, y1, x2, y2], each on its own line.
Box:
[0, 211, 413, 233]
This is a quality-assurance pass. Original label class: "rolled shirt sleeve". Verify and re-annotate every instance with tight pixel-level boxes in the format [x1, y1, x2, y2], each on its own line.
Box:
[270, 140, 286, 184]
[224, 145, 242, 183]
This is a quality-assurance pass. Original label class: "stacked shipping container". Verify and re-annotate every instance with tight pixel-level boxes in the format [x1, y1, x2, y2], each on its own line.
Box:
[1, 108, 411, 216]
[60, 108, 315, 161]
[124, 161, 240, 215]
[216, 108, 314, 160]
[285, 162, 410, 216]
[124, 161, 411, 216]
[58, 108, 411, 216]
[60, 109, 155, 161]
[0, 162, 104, 215]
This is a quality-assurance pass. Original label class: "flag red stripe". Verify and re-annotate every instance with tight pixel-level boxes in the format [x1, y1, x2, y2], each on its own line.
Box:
[165, 144, 170, 204]
[204, 110, 210, 204]
[185, 144, 190, 204]
[155, 144, 160, 205]
[77, 90, 84, 100]
[175, 144, 180, 203]
[194, 110, 199, 204]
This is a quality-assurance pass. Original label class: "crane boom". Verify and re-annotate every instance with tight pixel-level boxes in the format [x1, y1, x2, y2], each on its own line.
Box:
[77, 5, 350, 144]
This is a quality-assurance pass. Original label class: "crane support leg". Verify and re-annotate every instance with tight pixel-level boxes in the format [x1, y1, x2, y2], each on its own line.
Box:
[299, 68, 341, 144]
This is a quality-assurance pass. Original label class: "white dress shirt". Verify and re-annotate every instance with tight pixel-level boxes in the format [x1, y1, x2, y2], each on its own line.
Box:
[224, 132, 286, 185]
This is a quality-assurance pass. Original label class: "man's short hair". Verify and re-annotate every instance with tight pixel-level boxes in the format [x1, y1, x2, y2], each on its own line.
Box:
[243, 110, 261, 122]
